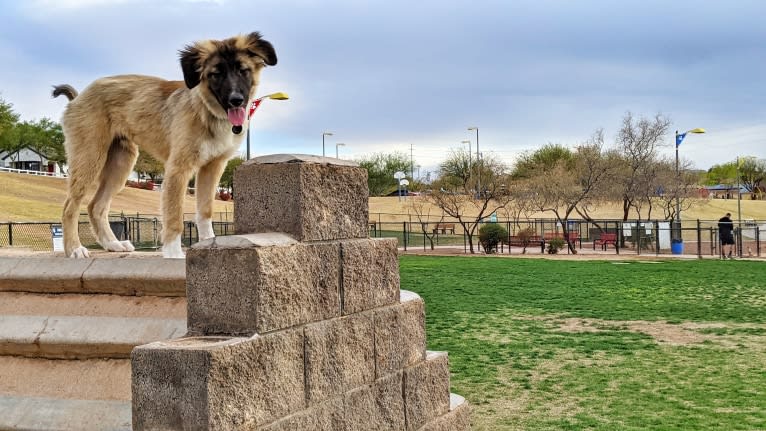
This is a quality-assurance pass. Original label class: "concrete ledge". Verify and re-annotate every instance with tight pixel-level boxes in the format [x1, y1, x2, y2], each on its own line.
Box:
[0, 257, 185, 296]
[82, 258, 185, 296]
[0, 315, 186, 359]
[0, 396, 131, 431]
[0, 257, 91, 293]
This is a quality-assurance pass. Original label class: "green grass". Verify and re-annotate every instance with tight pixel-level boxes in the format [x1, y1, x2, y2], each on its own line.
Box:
[400, 256, 766, 430]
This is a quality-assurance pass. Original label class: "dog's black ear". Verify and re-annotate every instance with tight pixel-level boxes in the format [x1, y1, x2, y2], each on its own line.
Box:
[179, 44, 202, 89]
[246, 32, 277, 66]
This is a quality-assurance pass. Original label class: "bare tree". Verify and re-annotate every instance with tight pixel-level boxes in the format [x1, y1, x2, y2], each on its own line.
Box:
[408, 197, 445, 251]
[614, 112, 671, 221]
[653, 158, 699, 221]
[524, 131, 615, 254]
[429, 152, 511, 254]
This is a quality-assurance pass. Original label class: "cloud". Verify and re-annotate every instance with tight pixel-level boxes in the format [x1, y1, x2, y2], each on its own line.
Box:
[1, 0, 764, 172]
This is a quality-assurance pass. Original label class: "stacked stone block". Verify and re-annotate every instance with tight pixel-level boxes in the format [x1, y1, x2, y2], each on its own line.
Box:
[131, 154, 470, 430]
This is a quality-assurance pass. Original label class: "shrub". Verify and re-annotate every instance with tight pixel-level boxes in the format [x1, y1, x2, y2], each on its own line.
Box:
[546, 237, 565, 254]
[516, 227, 536, 254]
[479, 223, 509, 254]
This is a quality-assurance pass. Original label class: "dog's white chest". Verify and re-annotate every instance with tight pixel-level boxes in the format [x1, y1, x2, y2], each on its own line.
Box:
[199, 130, 244, 165]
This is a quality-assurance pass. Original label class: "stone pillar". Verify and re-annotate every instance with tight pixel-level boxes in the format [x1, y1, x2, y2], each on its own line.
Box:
[131, 155, 470, 430]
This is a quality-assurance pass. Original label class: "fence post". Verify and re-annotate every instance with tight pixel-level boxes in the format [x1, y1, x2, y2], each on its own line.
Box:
[696, 219, 702, 259]
[756, 226, 761, 257]
[402, 222, 407, 251]
[654, 221, 660, 255]
[7, 222, 12, 247]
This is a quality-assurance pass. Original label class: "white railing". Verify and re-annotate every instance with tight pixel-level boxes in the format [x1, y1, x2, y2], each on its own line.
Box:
[0, 166, 68, 178]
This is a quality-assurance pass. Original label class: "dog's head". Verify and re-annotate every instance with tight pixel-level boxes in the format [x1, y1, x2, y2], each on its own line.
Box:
[179, 32, 277, 131]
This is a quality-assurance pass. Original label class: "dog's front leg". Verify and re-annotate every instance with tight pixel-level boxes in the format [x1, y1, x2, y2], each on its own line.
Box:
[195, 156, 230, 241]
[161, 164, 194, 259]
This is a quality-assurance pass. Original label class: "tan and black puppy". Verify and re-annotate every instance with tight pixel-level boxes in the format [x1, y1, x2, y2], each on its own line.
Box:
[53, 32, 276, 258]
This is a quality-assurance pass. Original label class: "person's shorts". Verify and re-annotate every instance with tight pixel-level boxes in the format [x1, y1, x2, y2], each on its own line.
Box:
[720, 233, 735, 245]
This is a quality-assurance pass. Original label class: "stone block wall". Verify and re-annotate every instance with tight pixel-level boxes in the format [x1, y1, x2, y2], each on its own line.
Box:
[132, 155, 470, 430]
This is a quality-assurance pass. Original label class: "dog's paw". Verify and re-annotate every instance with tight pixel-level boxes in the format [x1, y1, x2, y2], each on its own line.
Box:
[196, 217, 215, 241]
[69, 246, 90, 258]
[120, 240, 135, 252]
[162, 236, 185, 259]
[103, 240, 127, 252]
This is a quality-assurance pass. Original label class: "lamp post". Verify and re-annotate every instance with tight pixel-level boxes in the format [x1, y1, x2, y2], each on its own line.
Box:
[335, 143, 345, 159]
[461, 140, 472, 192]
[322, 132, 333, 157]
[673, 127, 705, 247]
[246, 92, 289, 159]
[468, 127, 480, 197]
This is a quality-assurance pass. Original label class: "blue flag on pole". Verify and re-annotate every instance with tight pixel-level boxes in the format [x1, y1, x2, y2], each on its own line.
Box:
[675, 132, 687, 147]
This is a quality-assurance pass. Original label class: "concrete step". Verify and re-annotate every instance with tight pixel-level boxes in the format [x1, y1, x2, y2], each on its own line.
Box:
[0, 256, 185, 296]
[0, 356, 131, 401]
[0, 291, 187, 318]
[0, 314, 186, 359]
[0, 396, 131, 431]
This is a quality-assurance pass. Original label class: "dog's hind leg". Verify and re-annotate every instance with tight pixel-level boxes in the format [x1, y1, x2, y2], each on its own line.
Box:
[88, 138, 139, 253]
[63, 137, 106, 258]
[195, 156, 229, 241]
[63, 177, 91, 258]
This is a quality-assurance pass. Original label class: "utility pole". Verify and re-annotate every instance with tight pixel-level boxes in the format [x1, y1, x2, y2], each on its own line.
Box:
[410, 143, 414, 180]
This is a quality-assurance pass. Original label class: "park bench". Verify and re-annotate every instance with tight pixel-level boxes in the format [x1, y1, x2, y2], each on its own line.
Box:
[593, 232, 618, 250]
[433, 223, 456, 234]
[508, 235, 545, 253]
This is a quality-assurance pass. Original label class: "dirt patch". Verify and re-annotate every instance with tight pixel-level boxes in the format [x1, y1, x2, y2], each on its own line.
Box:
[555, 317, 766, 347]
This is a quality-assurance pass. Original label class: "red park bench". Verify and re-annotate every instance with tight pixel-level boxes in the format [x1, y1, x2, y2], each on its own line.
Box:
[593, 232, 618, 250]
[433, 223, 456, 235]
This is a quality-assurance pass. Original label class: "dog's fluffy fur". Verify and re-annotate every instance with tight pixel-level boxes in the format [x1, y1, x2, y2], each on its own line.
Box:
[54, 32, 276, 258]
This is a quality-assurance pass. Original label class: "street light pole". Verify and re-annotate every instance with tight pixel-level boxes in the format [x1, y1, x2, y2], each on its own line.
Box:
[245, 92, 289, 159]
[322, 132, 333, 157]
[335, 143, 345, 159]
[675, 130, 680, 232]
[468, 127, 480, 196]
[674, 127, 705, 246]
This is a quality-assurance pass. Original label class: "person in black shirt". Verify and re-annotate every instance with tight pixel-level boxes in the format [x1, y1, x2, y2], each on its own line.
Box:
[718, 212, 735, 259]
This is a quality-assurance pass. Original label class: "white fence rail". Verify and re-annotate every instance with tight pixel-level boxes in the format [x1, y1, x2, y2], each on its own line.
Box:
[0, 167, 68, 178]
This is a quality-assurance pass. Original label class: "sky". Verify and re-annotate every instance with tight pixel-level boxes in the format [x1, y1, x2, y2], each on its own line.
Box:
[1, 0, 764, 177]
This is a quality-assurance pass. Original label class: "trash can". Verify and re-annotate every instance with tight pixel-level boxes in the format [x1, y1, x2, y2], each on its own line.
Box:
[671, 240, 684, 255]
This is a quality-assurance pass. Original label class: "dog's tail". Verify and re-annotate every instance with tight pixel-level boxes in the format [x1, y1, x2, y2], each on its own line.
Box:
[52, 84, 78, 101]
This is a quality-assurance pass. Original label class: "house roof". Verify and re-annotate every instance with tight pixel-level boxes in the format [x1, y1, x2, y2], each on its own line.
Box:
[704, 184, 749, 193]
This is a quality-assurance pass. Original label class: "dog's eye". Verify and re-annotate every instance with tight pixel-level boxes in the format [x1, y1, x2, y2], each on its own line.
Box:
[240, 68, 250, 75]
[209, 71, 222, 79]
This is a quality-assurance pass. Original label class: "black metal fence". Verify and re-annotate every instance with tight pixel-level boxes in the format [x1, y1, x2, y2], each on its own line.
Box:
[369, 218, 764, 257]
[2, 214, 763, 258]
[0, 213, 234, 252]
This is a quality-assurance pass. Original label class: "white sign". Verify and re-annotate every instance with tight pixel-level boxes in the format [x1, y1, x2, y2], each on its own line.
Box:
[394, 171, 406, 180]
[399, 179, 409, 186]
[51, 225, 64, 252]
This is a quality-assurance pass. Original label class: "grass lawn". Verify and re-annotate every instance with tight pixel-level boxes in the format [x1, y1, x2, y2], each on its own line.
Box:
[400, 256, 766, 430]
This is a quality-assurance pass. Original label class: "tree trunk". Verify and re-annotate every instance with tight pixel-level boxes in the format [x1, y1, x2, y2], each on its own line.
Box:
[622, 198, 630, 221]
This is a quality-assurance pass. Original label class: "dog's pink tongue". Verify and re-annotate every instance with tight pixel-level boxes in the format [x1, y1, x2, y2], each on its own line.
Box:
[227, 108, 246, 126]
